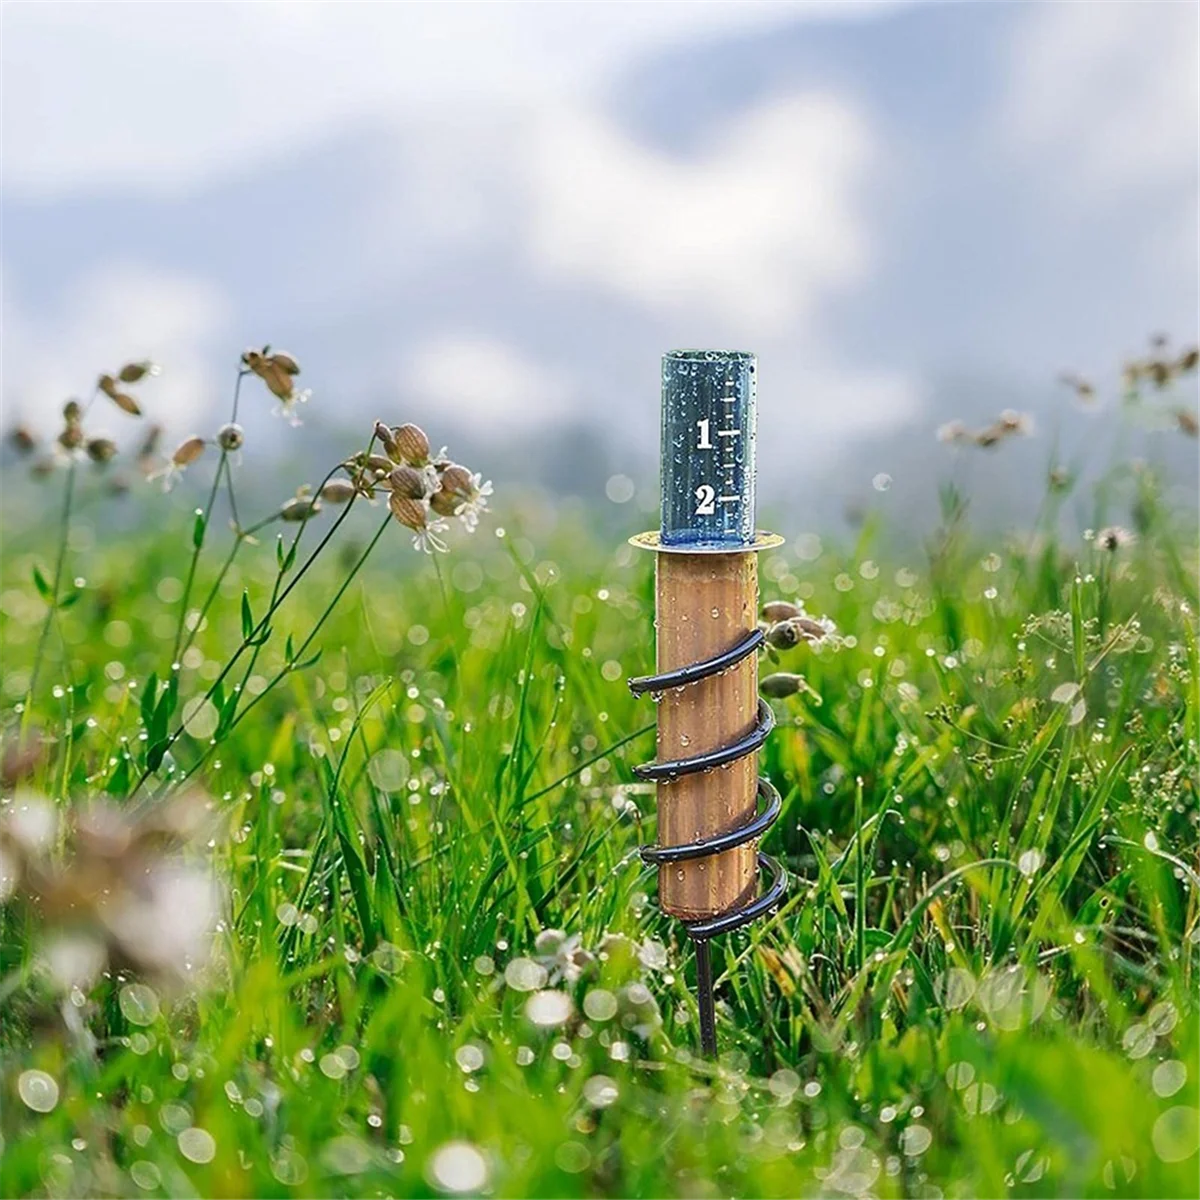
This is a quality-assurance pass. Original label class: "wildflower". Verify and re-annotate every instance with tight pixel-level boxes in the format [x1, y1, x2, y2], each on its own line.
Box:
[0, 792, 222, 991]
[85, 437, 118, 464]
[1095, 526, 1135, 553]
[936, 419, 968, 444]
[98, 373, 143, 416]
[392, 423, 431, 466]
[1057, 371, 1095, 404]
[997, 409, 1033, 436]
[431, 464, 492, 531]
[150, 436, 206, 491]
[765, 614, 835, 650]
[389, 492, 448, 553]
[243, 346, 308, 425]
[216, 422, 244, 452]
[7, 426, 38, 456]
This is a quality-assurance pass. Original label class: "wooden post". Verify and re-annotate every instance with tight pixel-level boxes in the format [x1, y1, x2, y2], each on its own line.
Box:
[654, 550, 759, 919]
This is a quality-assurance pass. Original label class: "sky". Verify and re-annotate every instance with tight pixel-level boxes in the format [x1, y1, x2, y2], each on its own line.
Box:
[2, 0, 1196, 516]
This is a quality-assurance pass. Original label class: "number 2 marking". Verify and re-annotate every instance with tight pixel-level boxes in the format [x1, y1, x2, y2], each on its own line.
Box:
[696, 418, 713, 449]
[695, 484, 716, 515]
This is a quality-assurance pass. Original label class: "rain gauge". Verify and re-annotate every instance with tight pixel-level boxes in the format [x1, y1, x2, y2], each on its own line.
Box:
[628, 349, 786, 1056]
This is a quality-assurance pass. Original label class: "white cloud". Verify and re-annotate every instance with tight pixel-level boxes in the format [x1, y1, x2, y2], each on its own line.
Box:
[0, 1, 889, 197]
[525, 94, 874, 333]
[404, 335, 574, 425]
[1000, 1, 1198, 197]
[2, 265, 230, 438]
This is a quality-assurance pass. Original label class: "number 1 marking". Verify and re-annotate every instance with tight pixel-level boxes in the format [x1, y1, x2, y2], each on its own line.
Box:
[695, 484, 715, 515]
[696, 418, 713, 450]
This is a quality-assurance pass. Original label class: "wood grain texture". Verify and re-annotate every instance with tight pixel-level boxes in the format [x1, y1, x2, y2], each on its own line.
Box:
[654, 551, 758, 920]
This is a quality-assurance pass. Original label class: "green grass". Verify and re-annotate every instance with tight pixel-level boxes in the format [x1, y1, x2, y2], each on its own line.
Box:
[1, 389, 1198, 1198]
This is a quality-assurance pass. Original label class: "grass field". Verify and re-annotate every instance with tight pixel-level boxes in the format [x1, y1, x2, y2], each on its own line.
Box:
[1, 356, 1198, 1198]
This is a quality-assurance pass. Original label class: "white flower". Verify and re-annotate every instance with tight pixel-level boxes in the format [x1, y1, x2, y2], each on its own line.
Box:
[272, 388, 311, 427]
[457, 475, 493, 533]
[412, 515, 450, 555]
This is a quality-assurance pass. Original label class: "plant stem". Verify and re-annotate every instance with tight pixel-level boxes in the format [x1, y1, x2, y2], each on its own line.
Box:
[25, 457, 78, 718]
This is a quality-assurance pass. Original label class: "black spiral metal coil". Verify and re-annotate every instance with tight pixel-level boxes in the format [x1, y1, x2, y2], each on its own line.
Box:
[629, 626, 787, 1054]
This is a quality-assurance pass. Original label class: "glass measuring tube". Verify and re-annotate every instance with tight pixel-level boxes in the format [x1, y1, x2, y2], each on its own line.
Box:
[659, 350, 757, 548]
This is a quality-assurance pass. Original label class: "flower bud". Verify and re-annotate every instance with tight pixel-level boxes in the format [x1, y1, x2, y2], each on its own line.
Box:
[139, 424, 163, 459]
[216, 422, 244, 451]
[109, 389, 142, 416]
[118, 360, 158, 384]
[389, 492, 427, 531]
[389, 465, 427, 499]
[281, 496, 322, 522]
[172, 436, 206, 467]
[320, 479, 357, 504]
[373, 420, 400, 459]
[393, 423, 430, 466]
[64, 399, 83, 422]
[58, 423, 84, 451]
[96, 376, 118, 400]
[765, 621, 802, 650]
[86, 437, 118, 463]
[761, 601, 802, 624]
[760, 673, 805, 699]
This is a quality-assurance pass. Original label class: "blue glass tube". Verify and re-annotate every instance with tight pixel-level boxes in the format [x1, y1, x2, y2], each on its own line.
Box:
[660, 350, 757, 548]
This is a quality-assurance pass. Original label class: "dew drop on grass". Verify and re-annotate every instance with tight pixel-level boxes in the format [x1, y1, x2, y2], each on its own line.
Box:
[428, 1141, 490, 1194]
[504, 957, 547, 992]
[1153, 1060, 1187, 1098]
[119, 983, 160, 1026]
[17, 1069, 59, 1113]
[1152, 1107, 1200, 1163]
[583, 1075, 619, 1109]
[130, 1161, 161, 1191]
[583, 989, 617, 1021]
[455, 1044, 485, 1073]
[899, 1124, 932, 1156]
[177, 1126, 216, 1164]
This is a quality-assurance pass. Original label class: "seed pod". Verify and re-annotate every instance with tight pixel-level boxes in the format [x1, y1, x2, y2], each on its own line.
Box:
[108, 389, 142, 416]
[320, 479, 357, 504]
[393, 423, 430, 466]
[761, 673, 805, 699]
[96, 376, 118, 400]
[389, 492, 428, 531]
[172, 436, 206, 466]
[1178, 347, 1199, 373]
[1148, 360, 1171, 389]
[373, 420, 400, 460]
[795, 616, 834, 644]
[58, 423, 84, 451]
[1175, 408, 1198, 437]
[86, 437, 118, 463]
[269, 351, 300, 375]
[429, 487, 460, 517]
[280, 496, 322, 522]
[389, 465, 427, 499]
[216, 422, 244, 451]
[7, 426, 37, 455]
[762, 600, 802, 624]
[118, 361, 157, 384]
[366, 454, 394, 474]
[438, 463, 475, 499]
[64, 399, 83, 422]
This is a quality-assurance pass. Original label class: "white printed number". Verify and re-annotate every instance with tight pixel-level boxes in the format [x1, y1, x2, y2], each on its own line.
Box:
[694, 484, 716, 515]
[696, 418, 713, 449]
